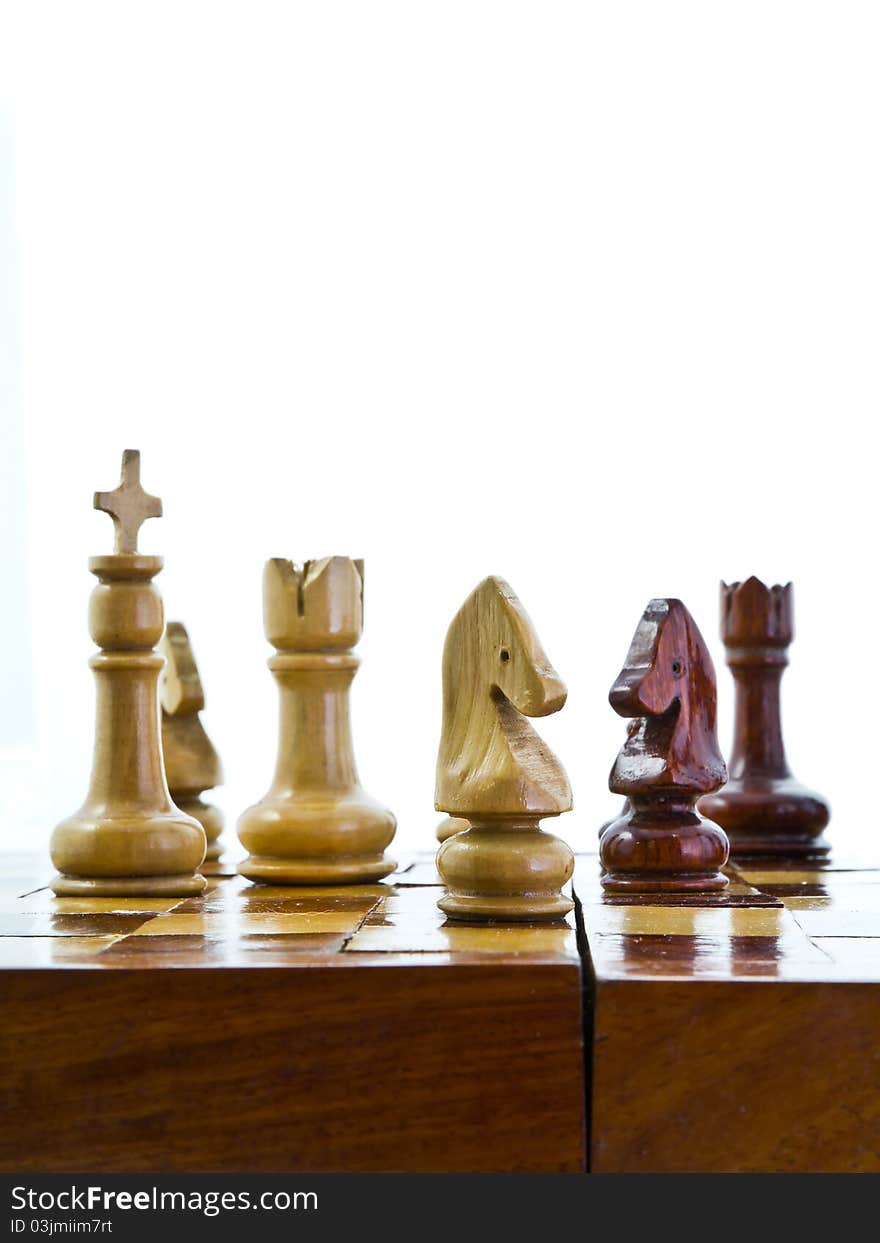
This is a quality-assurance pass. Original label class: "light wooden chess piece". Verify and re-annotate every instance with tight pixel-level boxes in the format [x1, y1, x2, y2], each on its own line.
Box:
[237, 557, 397, 884]
[436, 816, 468, 843]
[50, 451, 207, 896]
[160, 622, 224, 861]
[435, 576, 574, 922]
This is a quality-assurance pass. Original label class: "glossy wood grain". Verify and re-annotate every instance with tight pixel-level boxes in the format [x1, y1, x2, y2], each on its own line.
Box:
[600, 599, 730, 893]
[578, 853, 880, 1171]
[237, 558, 397, 885]
[50, 451, 206, 898]
[1, 962, 584, 1172]
[699, 578, 831, 856]
[591, 979, 879, 1172]
[434, 576, 574, 921]
[0, 854, 585, 1173]
[5, 845, 879, 1173]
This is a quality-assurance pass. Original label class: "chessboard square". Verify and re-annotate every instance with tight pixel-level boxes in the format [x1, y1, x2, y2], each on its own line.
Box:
[378, 888, 446, 914]
[789, 908, 880, 938]
[0, 935, 123, 966]
[0, 890, 48, 913]
[131, 910, 366, 937]
[346, 922, 578, 956]
[99, 932, 348, 964]
[366, 890, 448, 927]
[811, 936, 880, 975]
[0, 853, 46, 878]
[363, 904, 446, 930]
[780, 894, 833, 910]
[235, 883, 394, 901]
[740, 866, 880, 887]
[391, 862, 442, 887]
[588, 931, 834, 980]
[738, 869, 831, 887]
[588, 905, 803, 938]
[364, 907, 446, 924]
[0, 912, 151, 936]
[0, 890, 46, 913]
[594, 886, 782, 910]
[779, 882, 880, 913]
[812, 854, 880, 873]
[172, 890, 381, 916]
[364, 915, 448, 931]
[232, 896, 380, 915]
[9, 893, 183, 915]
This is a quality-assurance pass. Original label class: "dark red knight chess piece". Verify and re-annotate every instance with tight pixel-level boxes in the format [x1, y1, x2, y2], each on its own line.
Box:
[600, 598, 730, 893]
[698, 578, 830, 857]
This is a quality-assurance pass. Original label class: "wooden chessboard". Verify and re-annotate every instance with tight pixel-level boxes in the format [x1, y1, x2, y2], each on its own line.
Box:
[0, 850, 585, 1174]
[2, 847, 879, 1173]
[579, 850, 880, 1173]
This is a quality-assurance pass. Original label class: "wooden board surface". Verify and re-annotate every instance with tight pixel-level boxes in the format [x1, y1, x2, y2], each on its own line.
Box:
[3, 846, 880, 1173]
[0, 852, 585, 1173]
[578, 851, 880, 1172]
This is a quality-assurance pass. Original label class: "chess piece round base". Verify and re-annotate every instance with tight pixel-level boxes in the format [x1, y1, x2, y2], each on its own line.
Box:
[436, 816, 469, 843]
[600, 810, 729, 894]
[175, 796, 224, 861]
[437, 890, 574, 921]
[601, 869, 728, 894]
[699, 779, 830, 858]
[50, 810, 207, 897]
[237, 795, 397, 887]
[51, 871, 206, 897]
[238, 852, 395, 885]
[437, 822, 574, 924]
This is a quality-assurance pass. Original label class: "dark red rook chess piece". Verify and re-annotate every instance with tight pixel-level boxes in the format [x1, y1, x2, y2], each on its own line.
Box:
[698, 578, 830, 857]
[600, 598, 730, 893]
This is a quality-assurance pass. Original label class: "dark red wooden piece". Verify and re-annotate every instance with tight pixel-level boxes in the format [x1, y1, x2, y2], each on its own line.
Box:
[600, 598, 730, 893]
[699, 578, 830, 857]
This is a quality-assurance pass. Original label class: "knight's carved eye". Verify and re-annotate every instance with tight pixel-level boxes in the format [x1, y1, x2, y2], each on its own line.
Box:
[500, 648, 510, 663]
[672, 659, 683, 678]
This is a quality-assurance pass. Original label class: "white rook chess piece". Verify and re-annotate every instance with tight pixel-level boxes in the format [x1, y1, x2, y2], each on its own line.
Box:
[237, 557, 397, 885]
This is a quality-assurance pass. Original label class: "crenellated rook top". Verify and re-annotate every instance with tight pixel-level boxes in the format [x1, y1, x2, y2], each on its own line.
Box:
[263, 557, 365, 652]
[720, 577, 793, 649]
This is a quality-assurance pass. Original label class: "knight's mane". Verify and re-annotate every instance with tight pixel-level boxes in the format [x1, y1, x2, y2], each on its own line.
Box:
[437, 590, 494, 792]
[435, 581, 571, 815]
[671, 607, 727, 787]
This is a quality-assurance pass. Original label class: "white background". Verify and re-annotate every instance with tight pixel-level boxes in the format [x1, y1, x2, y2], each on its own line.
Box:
[0, 2, 877, 860]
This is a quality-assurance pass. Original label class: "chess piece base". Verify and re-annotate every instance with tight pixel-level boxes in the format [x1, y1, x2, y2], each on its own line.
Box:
[720, 833, 830, 859]
[601, 870, 728, 894]
[437, 891, 574, 921]
[600, 809, 730, 894]
[51, 871, 206, 897]
[436, 816, 469, 843]
[238, 853, 395, 885]
[50, 810, 207, 897]
[437, 822, 574, 924]
[237, 794, 397, 887]
[699, 779, 830, 858]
